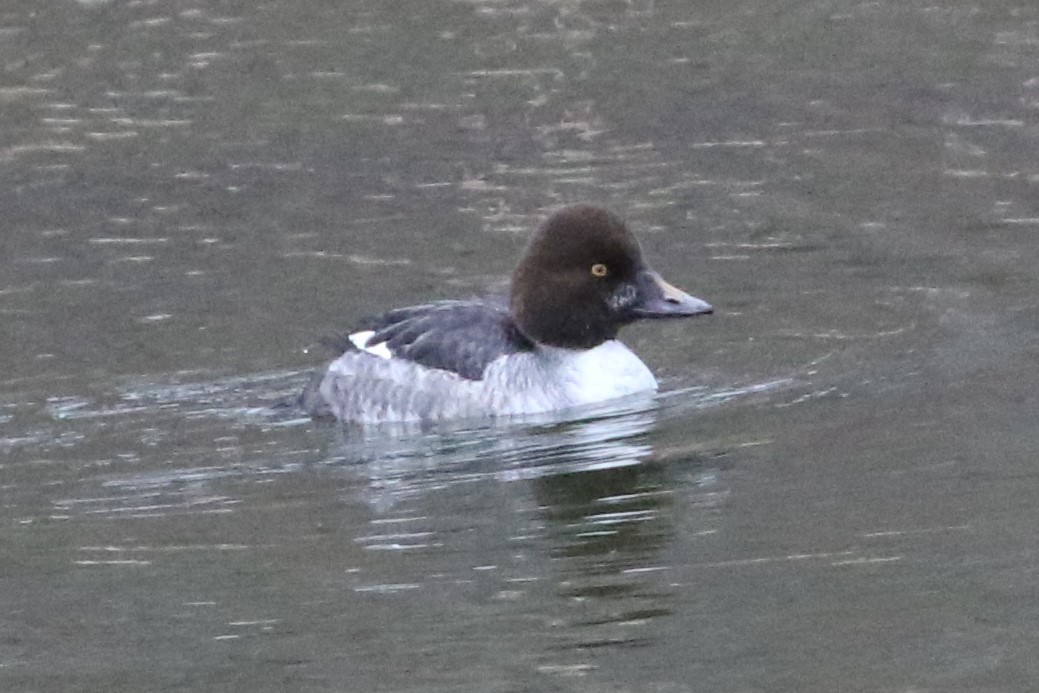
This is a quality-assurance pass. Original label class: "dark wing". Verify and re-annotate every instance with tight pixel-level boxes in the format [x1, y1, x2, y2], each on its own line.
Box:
[323, 299, 534, 381]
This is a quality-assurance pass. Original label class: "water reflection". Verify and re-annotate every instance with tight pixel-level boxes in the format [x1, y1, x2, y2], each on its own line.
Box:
[535, 460, 678, 650]
[319, 394, 724, 652]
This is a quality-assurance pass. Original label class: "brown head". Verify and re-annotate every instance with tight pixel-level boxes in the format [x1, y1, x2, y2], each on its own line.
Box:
[509, 205, 712, 349]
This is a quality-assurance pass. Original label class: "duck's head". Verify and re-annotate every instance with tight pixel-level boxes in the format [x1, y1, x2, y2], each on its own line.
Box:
[510, 205, 712, 349]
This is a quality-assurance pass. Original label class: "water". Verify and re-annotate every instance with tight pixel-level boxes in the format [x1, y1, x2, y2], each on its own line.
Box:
[3, 0, 1039, 690]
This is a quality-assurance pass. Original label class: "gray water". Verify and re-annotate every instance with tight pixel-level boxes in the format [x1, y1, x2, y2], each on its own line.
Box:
[3, 0, 1039, 691]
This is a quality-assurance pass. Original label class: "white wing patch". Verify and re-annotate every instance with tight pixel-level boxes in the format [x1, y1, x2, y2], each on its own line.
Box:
[348, 329, 394, 359]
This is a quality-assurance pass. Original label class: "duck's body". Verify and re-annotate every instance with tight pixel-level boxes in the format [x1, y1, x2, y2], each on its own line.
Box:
[300, 205, 712, 423]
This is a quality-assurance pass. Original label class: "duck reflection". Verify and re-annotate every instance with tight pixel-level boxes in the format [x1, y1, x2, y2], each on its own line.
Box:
[532, 457, 678, 651]
[327, 392, 660, 504]
[327, 394, 716, 651]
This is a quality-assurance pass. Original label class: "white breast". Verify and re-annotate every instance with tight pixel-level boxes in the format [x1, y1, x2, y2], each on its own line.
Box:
[480, 340, 658, 415]
[539, 341, 658, 406]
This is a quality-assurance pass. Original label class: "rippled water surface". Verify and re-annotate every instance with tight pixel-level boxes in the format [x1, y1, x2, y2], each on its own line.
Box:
[3, 0, 1039, 691]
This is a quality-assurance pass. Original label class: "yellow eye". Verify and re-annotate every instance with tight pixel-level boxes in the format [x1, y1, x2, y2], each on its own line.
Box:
[590, 263, 609, 278]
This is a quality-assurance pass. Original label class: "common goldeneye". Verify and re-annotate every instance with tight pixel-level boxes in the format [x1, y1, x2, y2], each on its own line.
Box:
[300, 205, 712, 423]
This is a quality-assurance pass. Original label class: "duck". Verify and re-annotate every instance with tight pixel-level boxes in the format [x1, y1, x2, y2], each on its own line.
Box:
[299, 204, 712, 423]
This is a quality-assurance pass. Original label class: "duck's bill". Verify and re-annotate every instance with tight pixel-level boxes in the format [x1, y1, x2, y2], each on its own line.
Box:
[632, 271, 713, 318]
